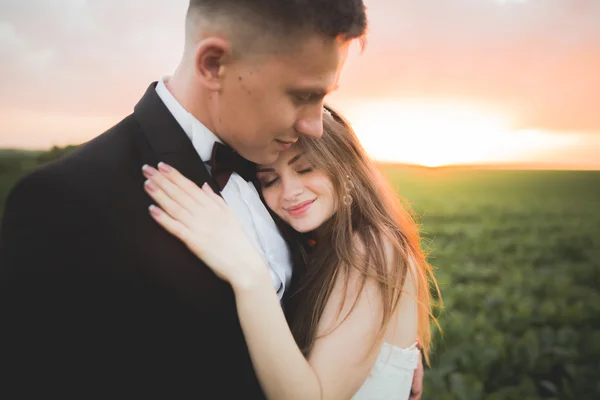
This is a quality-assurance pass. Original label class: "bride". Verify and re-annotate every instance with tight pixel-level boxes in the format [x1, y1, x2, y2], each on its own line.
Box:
[142, 106, 439, 399]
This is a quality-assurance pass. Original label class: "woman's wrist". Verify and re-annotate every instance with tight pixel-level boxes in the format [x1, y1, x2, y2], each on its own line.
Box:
[230, 258, 274, 294]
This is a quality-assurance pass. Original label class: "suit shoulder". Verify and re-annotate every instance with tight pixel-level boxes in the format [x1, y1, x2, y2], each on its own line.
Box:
[58, 113, 142, 166]
[6, 164, 65, 204]
[5, 114, 141, 210]
[32, 114, 143, 179]
[3, 161, 79, 224]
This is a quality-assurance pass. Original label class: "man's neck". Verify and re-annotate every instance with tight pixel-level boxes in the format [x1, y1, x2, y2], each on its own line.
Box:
[166, 69, 217, 135]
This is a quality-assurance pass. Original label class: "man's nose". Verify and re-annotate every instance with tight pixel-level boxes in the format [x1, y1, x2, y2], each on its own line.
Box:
[294, 106, 324, 139]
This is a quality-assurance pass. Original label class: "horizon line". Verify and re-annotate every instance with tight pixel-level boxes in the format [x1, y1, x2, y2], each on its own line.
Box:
[1, 147, 598, 172]
[375, 161, 600, 171]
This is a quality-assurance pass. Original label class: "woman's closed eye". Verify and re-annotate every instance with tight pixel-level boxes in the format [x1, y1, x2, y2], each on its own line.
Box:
[259, 168, 313, 189]
[261, 177, 279, 188]
[297, 167, 313, 174]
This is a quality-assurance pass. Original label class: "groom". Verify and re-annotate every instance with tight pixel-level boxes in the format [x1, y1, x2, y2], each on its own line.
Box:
[1, 0, 423, 398]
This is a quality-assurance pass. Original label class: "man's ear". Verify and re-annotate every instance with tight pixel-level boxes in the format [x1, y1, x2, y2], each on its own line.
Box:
[193, 37, 232, 91]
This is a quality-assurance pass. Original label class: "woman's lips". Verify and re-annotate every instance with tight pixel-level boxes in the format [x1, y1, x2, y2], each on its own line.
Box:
[286, 199, 316, 216]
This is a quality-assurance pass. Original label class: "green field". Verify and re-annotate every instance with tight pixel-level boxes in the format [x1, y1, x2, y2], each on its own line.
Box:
[1, 149, 599, 399]
[380, 166, 600, 399]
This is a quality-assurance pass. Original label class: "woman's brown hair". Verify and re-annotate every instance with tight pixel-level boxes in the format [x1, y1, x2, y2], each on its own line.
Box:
[286, 105, 440, 365]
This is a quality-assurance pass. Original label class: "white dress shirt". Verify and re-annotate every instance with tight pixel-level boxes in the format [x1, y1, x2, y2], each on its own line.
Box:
[155, 77, 292, 300]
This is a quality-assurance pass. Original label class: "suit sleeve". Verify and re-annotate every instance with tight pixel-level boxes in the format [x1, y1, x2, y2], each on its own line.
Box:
[0, 169, 94, 395]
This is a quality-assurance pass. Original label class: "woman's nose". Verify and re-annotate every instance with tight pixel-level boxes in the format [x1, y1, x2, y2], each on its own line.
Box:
[282, 177, 304, 200]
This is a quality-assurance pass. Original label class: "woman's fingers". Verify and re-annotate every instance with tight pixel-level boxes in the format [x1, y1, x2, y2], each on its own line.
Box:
[202, 183, 228, 210]
[157, 162, 215, 207]
[142, 165, 200, 213]
[144, 179, 193, 226]
[148, 205, 192, 244]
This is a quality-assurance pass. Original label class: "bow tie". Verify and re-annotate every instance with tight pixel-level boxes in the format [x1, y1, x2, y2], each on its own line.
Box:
[209, 142, 256, 191]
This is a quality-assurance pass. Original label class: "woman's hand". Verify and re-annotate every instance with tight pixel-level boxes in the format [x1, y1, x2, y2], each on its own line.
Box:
[142, 162, 270, 289]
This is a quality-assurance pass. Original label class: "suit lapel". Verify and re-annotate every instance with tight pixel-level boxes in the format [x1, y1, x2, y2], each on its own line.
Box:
[133, 82, 221, 194]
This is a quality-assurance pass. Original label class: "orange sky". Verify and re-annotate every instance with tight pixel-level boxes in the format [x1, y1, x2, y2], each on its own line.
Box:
[1, 0, 599, 168]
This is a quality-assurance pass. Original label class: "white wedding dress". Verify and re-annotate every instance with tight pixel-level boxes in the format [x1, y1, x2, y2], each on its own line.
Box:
[352, 341, 420, 400]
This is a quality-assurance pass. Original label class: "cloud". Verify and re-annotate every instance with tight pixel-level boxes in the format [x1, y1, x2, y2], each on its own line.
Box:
[0, 0, 599, 138]
[0, 0, 187, 115]
[339, 0, 600, 132]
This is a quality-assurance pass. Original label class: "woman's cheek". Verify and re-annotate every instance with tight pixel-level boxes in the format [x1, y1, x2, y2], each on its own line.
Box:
[263, 190, 282, 218]
[318, 175, 337, 212]
[316, 174, 335, 197]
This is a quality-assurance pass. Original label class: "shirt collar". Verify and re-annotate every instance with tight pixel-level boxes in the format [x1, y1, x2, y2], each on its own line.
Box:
[155, 75, 221, 162]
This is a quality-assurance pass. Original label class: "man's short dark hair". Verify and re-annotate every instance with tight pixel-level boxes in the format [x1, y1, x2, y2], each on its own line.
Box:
[186, 0, 367, 50]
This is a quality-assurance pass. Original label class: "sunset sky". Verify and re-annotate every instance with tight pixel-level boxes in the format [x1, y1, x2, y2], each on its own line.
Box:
[1, 0, 599, 168]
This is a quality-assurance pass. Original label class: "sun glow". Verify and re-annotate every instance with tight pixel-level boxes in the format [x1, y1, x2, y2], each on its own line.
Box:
[337, 100, 577, 167]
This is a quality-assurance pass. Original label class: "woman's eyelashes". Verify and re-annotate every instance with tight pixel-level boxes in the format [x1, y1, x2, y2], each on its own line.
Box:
[259, 167, 314, 189]
[261, 177, 278, 188]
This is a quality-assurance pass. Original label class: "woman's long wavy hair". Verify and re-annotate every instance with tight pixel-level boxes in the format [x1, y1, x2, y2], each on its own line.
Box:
[285, 105, 440, 365]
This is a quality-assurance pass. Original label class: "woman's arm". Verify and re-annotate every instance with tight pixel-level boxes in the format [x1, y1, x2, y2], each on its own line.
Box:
[233, 264, 387, 400]
[385, 253, 419, 349]
[142, 164, 409, 399]
[237, 244, 421, 400]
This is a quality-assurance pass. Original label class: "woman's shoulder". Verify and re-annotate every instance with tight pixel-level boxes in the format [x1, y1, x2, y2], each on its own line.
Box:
[351, 232, 417, 275]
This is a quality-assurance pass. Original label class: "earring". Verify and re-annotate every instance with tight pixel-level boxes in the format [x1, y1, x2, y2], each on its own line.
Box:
[344, 175, 354, 192]
[343, 175, 354, 207]
[343, 194, 353, 207]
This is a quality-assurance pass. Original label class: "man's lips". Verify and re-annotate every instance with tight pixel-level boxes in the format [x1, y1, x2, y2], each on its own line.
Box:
[275, 139, 297, 149]
[285, 199, 316, 216]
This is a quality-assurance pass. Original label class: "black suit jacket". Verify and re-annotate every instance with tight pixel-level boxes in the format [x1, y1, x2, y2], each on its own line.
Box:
[0, 83, 281, 398]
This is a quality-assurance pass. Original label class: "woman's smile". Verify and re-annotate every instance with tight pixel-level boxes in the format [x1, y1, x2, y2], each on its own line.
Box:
[285, 199, 317, 217]
[257, 148, 336, 233]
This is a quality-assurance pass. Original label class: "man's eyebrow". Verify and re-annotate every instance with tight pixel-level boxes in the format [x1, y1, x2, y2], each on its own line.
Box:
[291, 83, 340, 96]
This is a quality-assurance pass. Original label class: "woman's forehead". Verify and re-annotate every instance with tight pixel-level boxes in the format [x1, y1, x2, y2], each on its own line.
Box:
[258, 147, 302, 169]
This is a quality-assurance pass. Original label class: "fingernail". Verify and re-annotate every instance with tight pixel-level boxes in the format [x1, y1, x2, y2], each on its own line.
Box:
[158, 162, 173, 173]
[142, 165, 157, 177]
[149, 205, 161, 217]
[144, 180, 157, 192]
